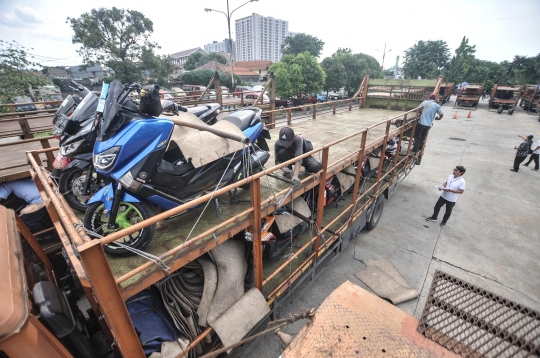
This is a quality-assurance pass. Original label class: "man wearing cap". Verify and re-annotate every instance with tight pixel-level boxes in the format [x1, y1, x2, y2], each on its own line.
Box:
[275, 127, 322, 188]
[412, 93, 444, 152]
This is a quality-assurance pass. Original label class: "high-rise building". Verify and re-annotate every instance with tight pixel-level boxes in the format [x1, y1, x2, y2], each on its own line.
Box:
[235, 13, 289, 62]
[203, 39, 236, 59]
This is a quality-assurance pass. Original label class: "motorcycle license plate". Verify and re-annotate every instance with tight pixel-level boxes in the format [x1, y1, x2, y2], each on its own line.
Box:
[53, 113, 69, 136]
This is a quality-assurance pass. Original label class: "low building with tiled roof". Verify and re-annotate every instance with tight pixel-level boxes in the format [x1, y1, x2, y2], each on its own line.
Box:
[191, 61, 261, 83]
[170, 48, 207, 67]
[235, 61, 272, 78]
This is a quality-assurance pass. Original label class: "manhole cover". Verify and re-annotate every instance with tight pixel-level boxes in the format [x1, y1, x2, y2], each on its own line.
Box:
[449, 137, 467, 141]
[418, 271, 540, 357]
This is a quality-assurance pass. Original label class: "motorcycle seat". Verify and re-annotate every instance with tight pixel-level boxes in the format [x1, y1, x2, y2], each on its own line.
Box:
[221, 110, 260, 131]
[188, 106, 212, 117]
[157, 159, 195, 176]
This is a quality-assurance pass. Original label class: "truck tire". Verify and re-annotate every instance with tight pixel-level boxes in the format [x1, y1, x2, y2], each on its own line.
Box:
[366, 196, 384, 230]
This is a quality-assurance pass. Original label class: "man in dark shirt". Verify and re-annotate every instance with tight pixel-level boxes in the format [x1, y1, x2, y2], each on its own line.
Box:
[275, 127, 322, 188]
[511, 134, 534, 172]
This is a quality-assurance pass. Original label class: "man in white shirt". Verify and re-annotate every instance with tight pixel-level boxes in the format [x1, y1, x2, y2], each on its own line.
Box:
[523, 139, 540, 171]
[426, 166, 466, 227]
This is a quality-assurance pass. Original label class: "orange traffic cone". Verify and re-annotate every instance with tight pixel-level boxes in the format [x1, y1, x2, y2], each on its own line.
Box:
[466, 111, 471, 118]
[452, 111, 458, 119]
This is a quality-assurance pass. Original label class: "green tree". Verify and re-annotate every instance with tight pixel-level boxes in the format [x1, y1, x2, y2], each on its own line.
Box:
[402, 40, 450, 79]
[269, 52, 326, 98]
[184, 52, 227, 71]
[324, 50, 383, 96]
[448, 36, 476, 83]
[140, 49, 174, 87]
[0, 40, 49, 104]
[181, 69, 214, 86]
[321, 56, 346, 93]
[506, 54, 540, 85]
[466, 59, 501, 91]
[68, 7, 158, 83]
[281, 33, 325, 57]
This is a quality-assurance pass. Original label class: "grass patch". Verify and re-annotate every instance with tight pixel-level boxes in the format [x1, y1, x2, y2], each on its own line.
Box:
[34, 131, 52, 138]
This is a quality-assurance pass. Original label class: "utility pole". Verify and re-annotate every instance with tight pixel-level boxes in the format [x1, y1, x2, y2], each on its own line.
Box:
[380, 43, 392, 71]
[205, 0, 259, 87]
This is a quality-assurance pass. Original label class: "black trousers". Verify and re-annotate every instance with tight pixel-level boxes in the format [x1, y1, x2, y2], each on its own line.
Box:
[431, 196, 456, 223]
[513, 156, 527, 171]
[412, 124, 430, 152]
[276, 148, 322, 173]
[524, 153, 539, 169]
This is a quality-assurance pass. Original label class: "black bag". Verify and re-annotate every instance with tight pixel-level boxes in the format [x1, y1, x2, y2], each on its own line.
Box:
[303, 138, 314, 152]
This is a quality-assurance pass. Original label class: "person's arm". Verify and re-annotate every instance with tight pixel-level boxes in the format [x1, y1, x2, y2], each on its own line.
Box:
[518, 134, 527, 140]
[437, 106, 444, 120]
[445, 182, 465, 194]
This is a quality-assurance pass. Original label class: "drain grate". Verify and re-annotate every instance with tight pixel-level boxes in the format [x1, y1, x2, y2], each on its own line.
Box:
[449, 137, 467, 141]
[418, 271, 540, 357]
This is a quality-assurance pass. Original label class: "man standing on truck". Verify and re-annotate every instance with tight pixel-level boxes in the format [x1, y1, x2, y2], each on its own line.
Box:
[426, 166, 466, 227]
[275, 127, 322, 188]
[412, 94, 444, 152]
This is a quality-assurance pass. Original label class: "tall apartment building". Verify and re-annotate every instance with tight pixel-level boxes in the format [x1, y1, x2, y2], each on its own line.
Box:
[235, 13, 289, 62]
[203, 39, 236, 58]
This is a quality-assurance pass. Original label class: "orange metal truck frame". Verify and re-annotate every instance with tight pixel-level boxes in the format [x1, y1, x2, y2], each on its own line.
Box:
[26, 103, 423, 357]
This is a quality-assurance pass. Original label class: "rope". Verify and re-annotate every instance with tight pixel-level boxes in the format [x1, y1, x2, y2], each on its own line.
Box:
[82, 227, 171, 273]
[180, 147, 241, 247]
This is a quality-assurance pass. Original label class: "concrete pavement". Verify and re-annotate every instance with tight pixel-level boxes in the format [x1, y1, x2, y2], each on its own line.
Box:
[231, 96, 540, 357]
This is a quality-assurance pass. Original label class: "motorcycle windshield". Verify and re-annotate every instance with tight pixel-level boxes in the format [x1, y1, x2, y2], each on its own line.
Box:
[99, 81, 125, 139]
[52, 95, 77, 124]
[70, 92, 98, 123]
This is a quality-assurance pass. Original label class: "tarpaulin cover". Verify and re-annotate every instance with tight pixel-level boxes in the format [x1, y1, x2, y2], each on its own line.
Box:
[126, 286, 180, 356]
[169, 111, 245, 168]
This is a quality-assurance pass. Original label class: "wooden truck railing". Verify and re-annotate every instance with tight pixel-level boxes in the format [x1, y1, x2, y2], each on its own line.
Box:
[26, 103, 425, 357]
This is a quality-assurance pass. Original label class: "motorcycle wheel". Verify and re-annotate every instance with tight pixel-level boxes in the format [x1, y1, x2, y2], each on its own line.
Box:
[498, 107, 503, 114]
[508, 109, 514, 115]
[59, 167, 92, 212]
[84, 201, 156, 256]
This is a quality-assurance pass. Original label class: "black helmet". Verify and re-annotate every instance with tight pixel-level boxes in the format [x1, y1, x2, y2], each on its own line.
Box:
[140, 84, 162, 117]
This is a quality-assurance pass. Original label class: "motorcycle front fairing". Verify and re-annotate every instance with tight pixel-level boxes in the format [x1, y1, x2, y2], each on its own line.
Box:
[87, 183, 142, 216]
[93, 118, 174, 181]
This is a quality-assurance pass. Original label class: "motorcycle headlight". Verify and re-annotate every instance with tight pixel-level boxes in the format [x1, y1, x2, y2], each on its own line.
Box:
[60, 139, 84, 156]
[93, 147, 119, 170]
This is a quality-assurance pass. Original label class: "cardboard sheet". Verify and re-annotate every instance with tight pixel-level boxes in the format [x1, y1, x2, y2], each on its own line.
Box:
[335, 165, 356, 193]
[169, 111, 245, 168]
[355, 257, 419, 305]
[210, 287, 270, 353]
[274, 197, 311, 234]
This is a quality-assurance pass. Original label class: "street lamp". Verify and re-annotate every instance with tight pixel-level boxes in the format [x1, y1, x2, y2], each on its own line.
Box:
[204, 0, 259, 86]
[378, 43, 392, 71]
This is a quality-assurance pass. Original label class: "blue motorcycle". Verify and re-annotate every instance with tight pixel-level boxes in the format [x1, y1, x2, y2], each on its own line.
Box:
[83, 81, 270, 256]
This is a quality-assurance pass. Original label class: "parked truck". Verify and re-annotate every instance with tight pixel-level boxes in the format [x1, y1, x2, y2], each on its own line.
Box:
[0, 101, 427, 357]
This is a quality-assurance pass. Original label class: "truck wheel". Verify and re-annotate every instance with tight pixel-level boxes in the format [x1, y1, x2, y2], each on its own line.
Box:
[84, 201, 156, 256]
[366, 197, 384, 230]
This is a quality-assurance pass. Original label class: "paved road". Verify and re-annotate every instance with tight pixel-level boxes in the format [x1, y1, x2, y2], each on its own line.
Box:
[231, 96, 540, 357]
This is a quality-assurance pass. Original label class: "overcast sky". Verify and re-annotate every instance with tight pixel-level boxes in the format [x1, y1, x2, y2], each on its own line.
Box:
[1, 0, 539, 69]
